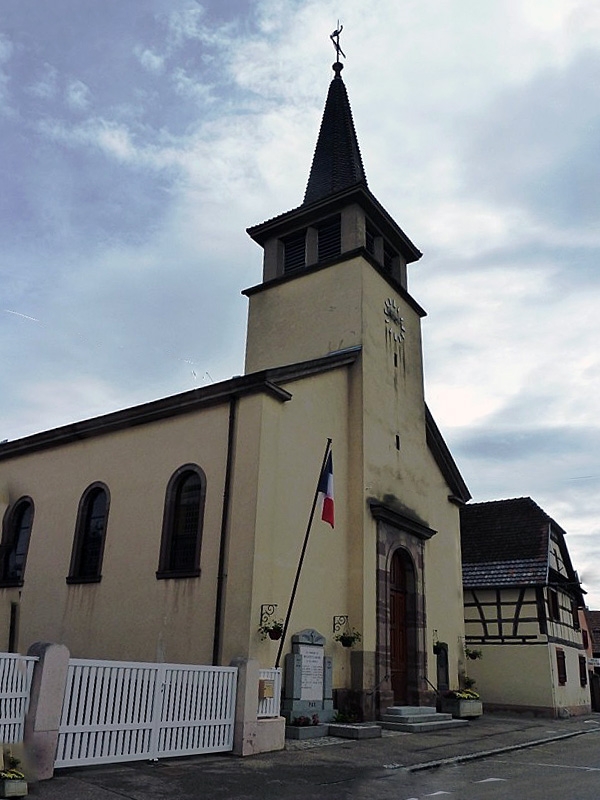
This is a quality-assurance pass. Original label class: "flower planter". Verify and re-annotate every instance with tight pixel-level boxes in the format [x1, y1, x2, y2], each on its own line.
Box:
[441, 698, 482, 719]
[339, 636, 354, 648]
[0, 779, 27, 798]
[285, 724, 328, 740]
[268, 629, 282, 640]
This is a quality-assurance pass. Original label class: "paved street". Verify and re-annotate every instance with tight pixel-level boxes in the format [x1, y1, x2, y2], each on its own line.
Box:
[379, 734, 600, 800]
[31, 715, 600, 799]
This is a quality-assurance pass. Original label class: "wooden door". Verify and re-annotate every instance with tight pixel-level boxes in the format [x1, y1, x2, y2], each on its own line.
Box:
[390, 550, 409, 703]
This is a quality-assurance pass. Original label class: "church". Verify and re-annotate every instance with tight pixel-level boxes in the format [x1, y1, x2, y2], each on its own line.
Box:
[0, 53, 470, 720]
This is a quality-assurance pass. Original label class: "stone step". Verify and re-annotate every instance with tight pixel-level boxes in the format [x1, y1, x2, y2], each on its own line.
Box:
[384, 706, 438, 717]
[380, 711, 453, 725]
[328, 723, 382, 740]
[380, 717, 469, 733]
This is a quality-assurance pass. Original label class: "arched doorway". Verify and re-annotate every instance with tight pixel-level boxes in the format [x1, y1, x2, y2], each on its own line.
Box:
[389, 549, 416, 704]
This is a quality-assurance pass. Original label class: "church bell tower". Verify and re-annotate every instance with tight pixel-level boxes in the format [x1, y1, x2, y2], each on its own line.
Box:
[243, 54, 423, 375]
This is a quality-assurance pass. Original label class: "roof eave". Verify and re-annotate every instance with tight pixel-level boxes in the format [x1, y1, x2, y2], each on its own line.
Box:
[247, 184, 422, 265]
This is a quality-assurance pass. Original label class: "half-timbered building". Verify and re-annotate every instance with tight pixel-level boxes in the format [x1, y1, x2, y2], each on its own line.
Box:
[460, 498, 590, 717]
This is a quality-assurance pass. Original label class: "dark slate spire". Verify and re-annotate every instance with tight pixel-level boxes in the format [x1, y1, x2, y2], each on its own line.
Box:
[303, 62, 367, 205]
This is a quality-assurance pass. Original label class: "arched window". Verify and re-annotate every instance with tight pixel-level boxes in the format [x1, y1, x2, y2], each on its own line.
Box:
[67, 483, 110, 583]
[157, 465, 206, 579]
[0, 498, 34, 586]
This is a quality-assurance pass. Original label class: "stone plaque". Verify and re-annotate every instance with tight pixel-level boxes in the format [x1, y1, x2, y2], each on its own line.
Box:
[299, 644, 323, 701]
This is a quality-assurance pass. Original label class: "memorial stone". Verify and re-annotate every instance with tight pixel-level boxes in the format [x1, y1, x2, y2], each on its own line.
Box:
[282, 629, 334, 723]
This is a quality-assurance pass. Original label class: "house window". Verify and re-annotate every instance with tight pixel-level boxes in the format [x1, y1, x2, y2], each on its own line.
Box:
[571, 599, 580, 629]
[0, 498, 34, 586]
[283, 230, 306, 273]
[68, 484, 110, 583]
[583, 629, 589, 649]
[317, 216, 341, 262]
[579, 655, 588, 687]
[157, 465, 206, 579]
[556, 648, 567, 685]
[548, 589, 560, 621]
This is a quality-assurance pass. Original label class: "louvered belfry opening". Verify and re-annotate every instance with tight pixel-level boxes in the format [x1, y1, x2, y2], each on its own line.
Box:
[317, 215, 341, 262]
[283, 230, 306, 273]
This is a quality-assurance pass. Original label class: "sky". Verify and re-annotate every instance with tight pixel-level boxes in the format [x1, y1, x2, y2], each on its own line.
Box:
[1, 1, 600, 605]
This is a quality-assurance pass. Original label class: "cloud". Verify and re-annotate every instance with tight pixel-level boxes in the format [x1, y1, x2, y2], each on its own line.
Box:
[134, 46, 166, 74]
[462, 51, 600, 229]
[28, 62, 59, 100]
[65, 79, 91, 110]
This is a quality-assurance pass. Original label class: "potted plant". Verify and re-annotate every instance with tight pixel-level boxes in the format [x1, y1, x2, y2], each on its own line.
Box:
[464, 646, 483, 660]
[441, 688, 482, 719]
[0, 756, 27, 798]
[334, 627, 362, 648]
[258, 618, 284, 641]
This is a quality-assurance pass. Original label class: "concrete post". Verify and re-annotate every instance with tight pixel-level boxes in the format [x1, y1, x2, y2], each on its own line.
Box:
[24, 642, 70, 781]
[231, 657, 260, 756]
[230, 658, 285, 756]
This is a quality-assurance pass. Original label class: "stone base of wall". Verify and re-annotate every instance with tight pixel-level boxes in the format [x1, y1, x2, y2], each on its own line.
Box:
[483, 702, 592, 719]
[256, 717, 286, 752]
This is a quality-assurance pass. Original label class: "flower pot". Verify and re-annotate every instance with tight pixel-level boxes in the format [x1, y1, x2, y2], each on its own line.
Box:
[339, 636, 354, 648]
[268, 628, 282, 641]
[0, 779, 27, 798]
[441, 698, 482, 719]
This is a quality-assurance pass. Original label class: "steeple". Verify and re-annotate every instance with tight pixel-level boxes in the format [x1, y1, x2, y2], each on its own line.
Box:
[246, 39, 422, 290]
[303, 61, 367, 205]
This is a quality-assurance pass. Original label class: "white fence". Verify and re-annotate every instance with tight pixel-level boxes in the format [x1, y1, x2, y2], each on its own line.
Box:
[0, 654, 38, 744]
[257, 667, 282, 718]
[55, 659, 237, 768]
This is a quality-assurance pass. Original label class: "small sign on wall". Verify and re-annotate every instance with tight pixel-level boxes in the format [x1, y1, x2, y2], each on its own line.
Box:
[259, 679, 275, 700]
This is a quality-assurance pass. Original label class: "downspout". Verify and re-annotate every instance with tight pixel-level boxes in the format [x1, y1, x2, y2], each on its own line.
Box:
[212, 394, 238, 666]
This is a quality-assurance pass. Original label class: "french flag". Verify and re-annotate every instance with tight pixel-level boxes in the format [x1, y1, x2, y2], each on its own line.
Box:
[318, 451, 334, 528]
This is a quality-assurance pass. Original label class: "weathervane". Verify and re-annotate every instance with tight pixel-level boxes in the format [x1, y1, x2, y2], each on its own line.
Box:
[330, 23, 346, 62]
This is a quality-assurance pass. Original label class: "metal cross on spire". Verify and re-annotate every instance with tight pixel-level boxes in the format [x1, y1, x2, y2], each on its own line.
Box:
[330, 23, 346, 62]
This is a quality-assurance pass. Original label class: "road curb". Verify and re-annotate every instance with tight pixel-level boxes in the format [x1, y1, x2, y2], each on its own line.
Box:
[383, 727, 599, 773]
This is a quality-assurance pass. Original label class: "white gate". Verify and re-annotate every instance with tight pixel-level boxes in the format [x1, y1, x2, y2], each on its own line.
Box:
[0, 654, 37, 743]
[257, 667, 282, 718]
[55, 659, 237, 768]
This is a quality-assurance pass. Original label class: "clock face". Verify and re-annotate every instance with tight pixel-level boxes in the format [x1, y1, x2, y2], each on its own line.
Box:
[384, 298, 405, 343]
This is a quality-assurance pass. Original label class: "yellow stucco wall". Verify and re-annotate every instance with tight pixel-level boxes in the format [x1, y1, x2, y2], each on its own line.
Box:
[0, 406, 234, 664]
[244, 256, 465, 691]
[466, 642, 590, 714]
[0, 249, 466, 706]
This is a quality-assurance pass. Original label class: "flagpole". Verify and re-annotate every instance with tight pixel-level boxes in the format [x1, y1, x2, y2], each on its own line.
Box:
[274, 437, 332, 669]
